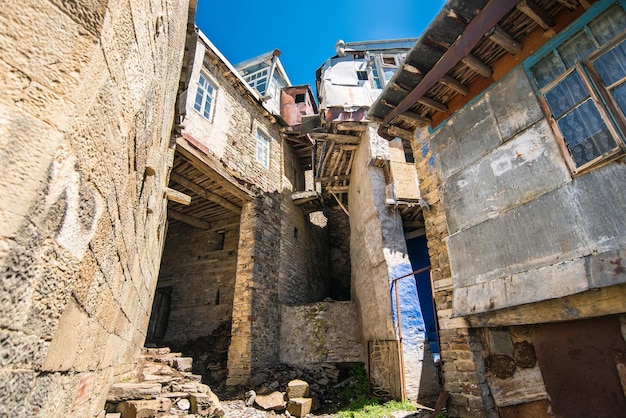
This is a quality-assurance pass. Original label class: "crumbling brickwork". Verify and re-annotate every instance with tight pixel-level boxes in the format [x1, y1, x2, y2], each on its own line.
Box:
[0, 0, 192, 415]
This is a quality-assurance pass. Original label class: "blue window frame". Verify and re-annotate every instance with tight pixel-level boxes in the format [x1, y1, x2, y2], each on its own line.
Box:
[524, 0, 626, 173]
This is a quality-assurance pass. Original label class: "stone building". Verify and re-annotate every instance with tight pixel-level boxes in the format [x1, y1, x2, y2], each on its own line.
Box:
[307, 38, 442, 404]
[0, 0, 196, 416]
[149, 28, 365, 389]
[370, 0, 626, 416]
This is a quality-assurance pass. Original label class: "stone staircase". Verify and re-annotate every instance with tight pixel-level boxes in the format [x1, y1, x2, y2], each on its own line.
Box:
[104, 347, 224, 417]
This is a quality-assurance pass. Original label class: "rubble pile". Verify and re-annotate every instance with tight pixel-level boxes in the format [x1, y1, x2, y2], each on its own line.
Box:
[104, 348, 225, 418]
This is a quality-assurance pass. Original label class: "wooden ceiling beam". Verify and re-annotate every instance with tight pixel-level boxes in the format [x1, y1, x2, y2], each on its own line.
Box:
[309, 132, 360, 143]
[486, 24, 522, 55]
[440, 75, 469, 96]
[417, 96, 448, 112]
[170, 172, 241, 215]
[555, 0, 579, 10]
[461, 54, 493, 78]
[516, 0, 555, 30]
[168, 208, 211, 229]
[397, 111, 432, 125]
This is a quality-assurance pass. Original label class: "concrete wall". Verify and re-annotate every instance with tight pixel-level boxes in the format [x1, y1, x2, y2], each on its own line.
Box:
[429, 67, 626, 316]
[0, 0, 191, 416]
[280, 302, 364, 365]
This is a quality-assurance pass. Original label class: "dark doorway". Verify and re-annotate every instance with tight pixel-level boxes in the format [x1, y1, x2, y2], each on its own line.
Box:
[406, 235, 438, 356]
[534, 315, 626, 417]
[146, 286, 172, 344]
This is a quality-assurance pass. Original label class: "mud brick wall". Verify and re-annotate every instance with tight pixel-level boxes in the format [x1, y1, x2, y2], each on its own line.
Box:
[0, 0, 191, 416]
[156, 217, 241, 346]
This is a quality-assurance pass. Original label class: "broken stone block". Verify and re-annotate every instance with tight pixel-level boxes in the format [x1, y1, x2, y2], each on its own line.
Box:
[176, 398, 191, 411]
[105, 413, 121, 418]
[190, 392, 224, 417]
[254, 391, 286, 411]
[286, 379, 309, 399]
[287, 397, 312, 417]
[174, 357, 193, 372]
[115, 400, 160, 418]
[107, 382, 162, 402]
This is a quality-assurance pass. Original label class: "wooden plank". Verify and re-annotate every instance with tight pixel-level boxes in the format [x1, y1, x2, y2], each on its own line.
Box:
[308, 132, 360, 143]
[175, 136, 254, 201]
[317, 175, 351, 183]
[336, 122, 368, 131]
[165, 187, 191, 205]
[467, 283, 626, 327]
[487, 24, 523, 55]
[555, 0, 579, 10]
[461, 54, 494, 77]
[380, 0, 518, 127]
[170, 172, 241, 214]
[168, 209, 211, 229]
[516, 0, 555, 30]
[326, 185, 349, 193]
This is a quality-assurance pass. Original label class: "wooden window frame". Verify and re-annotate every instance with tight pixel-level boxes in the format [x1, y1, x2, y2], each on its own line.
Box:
[193, 71, 217, 121]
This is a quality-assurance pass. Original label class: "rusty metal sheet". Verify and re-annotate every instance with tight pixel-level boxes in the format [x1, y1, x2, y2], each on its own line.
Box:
[534, 316, 626, 417]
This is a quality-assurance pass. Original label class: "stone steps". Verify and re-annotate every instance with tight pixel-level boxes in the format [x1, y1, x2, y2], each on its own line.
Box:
[104, 347, 224, 418]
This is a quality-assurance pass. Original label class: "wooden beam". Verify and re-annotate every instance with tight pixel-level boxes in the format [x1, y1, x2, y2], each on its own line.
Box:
[397, 111, 432, 125]
[170, 172, 241, 214]
[487, 24, 522, 55]
[387, 125, 416, 141]
[440, 75, 469, 96]
[417, 96, 448, 112]
[405, 228, 426, 240]
[326, 185, 350, 193]
[175, 137, 254, 201]
[336, 122, 368, 131]
[466, 283, 626, 327]
[461, 54, 494, 77]
[330, 190, 349, 217]
[168, 208, 211, 229]
[308, 132, 360, 143]
[165, 187, 191, 205]
[516, 0, 555, 30]
[380, 0, 519, 128]
[555, 0, 579, 10]
[317, 174, 351, 183]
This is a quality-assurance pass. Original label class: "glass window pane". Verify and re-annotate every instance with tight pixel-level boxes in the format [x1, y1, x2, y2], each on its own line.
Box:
[194, 89, 204, 112]
[530, 52, 564, 88]
[203, 97, 212, 118]
[589, 4, 626, 45]
[593, 40, 626, 86]
[611, 81, 626, 115]
[545, 70, 589, 118]
[558, 30, 596, 67]
[557, 99, 617, 166]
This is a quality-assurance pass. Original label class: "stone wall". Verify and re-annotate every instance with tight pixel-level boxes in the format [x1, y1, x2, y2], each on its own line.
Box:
[179, 34, 331, 385]
[156, 217, 240, 346]
[280, 302, 364, 365]
[0, 0, 191, 416]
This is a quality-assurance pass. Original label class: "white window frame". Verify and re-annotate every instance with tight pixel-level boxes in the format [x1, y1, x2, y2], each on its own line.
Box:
[193, 71, 217, 120]
[244, 68, 269, 95]
[255, 129, 271, 169]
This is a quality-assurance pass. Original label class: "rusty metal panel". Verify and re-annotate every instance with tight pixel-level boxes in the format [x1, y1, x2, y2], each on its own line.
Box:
[534, 316, 626, 417]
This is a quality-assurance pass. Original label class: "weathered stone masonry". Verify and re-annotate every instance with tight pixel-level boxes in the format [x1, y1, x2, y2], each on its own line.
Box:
[0, 0, 193, 415]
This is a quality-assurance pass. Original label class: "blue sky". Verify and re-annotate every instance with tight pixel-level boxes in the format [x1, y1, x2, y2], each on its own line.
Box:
[195, 0, 447, 90]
